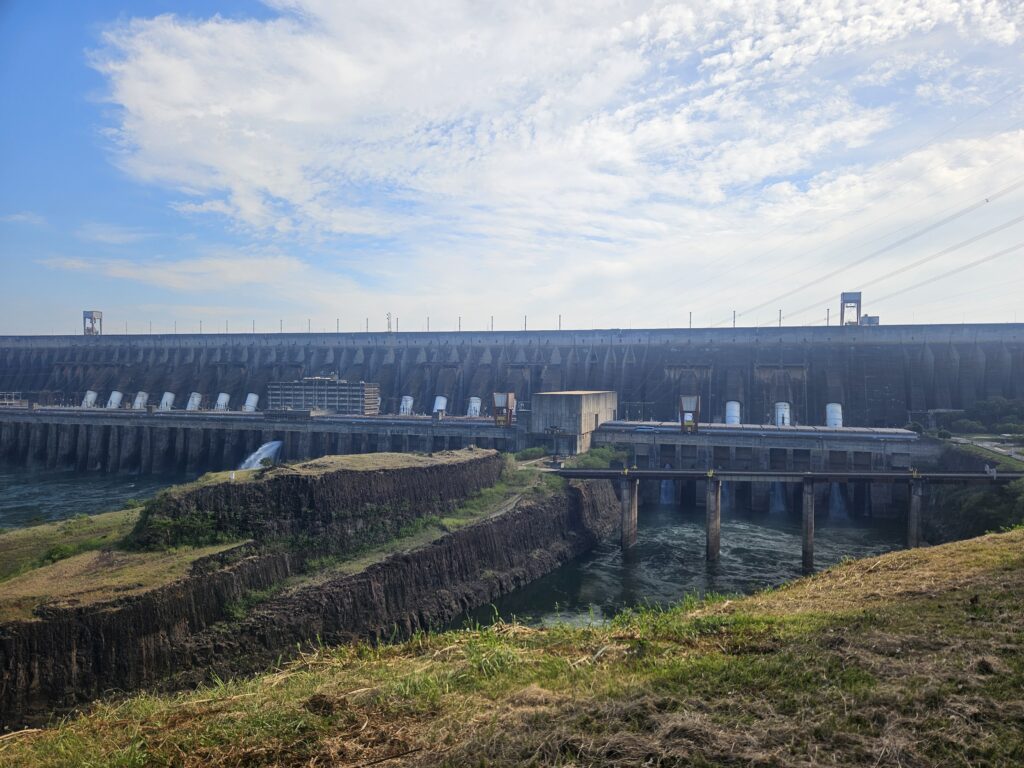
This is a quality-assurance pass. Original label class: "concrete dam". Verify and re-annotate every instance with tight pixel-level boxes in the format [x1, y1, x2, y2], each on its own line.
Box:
[2, 324, 1022, 425]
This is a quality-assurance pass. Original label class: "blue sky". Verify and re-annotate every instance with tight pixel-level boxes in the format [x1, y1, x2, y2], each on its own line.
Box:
[1, 1, 1023, 334]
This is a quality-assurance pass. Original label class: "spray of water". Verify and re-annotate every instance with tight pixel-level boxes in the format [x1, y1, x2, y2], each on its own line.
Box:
[828, 481, 847, 517]
[239, 441, 283, 470]
[659, 480, 675, 505]
[657, 463, 678, 505]
[769, 481, 788, 515]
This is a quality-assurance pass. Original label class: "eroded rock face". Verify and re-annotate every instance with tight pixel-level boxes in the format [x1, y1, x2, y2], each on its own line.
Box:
[132, 450, 506, 550]
[0, 479, 618, 726]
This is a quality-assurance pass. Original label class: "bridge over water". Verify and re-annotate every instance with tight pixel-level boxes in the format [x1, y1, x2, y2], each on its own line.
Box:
[554, 467, 1024, 572]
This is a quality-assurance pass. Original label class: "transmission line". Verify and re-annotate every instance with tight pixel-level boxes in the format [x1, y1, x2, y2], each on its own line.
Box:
[873, 241, 1024, 304]
[780, 211, 1024, 321]
[723, 176, 1024, 324]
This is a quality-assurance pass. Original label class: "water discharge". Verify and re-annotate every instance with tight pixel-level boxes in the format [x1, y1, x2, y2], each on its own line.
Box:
[239, 441, 283, 470]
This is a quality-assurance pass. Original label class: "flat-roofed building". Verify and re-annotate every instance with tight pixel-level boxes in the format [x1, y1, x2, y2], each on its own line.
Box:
[530, 390, 618, 454]
[266, 376, 380, 415]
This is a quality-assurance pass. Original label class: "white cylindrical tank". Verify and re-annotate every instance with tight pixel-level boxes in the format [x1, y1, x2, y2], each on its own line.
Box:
[774, 401, 791, 427]
[82, 390, 98, 408]
[132, 391, 149, 410]
[725, 400, 741, 425]
[214, 393, 231, 411]
[106, 391, 124, 409]
[467, 396, 482, 417]
[186, 392, 202, 411]
[825, 402, 843, 428]
[159, 392, 175, 411]
[399, 396, 414, 416]
[242, 393, 259, 413]
[432, 396, 448, 414]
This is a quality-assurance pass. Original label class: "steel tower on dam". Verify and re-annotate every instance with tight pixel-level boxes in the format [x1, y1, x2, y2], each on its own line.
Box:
[1, 323, 1022, 427]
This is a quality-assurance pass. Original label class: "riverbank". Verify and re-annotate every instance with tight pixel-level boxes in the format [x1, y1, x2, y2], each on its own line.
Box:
[4, 526, 1021, 766]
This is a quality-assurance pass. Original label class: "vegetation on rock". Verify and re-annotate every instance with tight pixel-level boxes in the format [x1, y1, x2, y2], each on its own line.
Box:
[4, 529, 1022, 767]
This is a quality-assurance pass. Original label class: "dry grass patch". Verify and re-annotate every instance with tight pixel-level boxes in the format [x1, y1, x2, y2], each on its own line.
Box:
[0, 509, 139, 582]
[271, 449, 496, 477]
[4, 530, 1023, 767]
[0, 542, 239, 621]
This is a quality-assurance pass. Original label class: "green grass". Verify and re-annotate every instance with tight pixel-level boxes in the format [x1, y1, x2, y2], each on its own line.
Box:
[223, 583, 289, 621]
[0, 509, 139, 582]
[952, 441, 1024, 472]
[7, 529, 1023, 766]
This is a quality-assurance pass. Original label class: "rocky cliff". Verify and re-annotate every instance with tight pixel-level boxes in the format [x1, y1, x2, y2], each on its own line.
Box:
[131, 450, 505, 549]
[0, 479, 618, 726]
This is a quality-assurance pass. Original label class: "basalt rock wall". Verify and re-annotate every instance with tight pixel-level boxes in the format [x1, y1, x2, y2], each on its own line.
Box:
[134, 449, 506, 549]
[0, 544, 296, 727]
[0, 480, 618, 727]
[3, 324, 1023, 427]
[173, 478, 619, 687]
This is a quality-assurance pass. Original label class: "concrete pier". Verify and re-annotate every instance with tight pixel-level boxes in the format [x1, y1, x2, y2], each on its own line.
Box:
[620, 477, 639, 549]
[706, 477, 721, 561]
[908, 480, 924, 547]
[802, 479, 815, 573]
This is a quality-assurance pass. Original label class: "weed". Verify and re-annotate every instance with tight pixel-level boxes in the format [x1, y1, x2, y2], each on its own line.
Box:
[7, 529, 1024, 767]
[514, 447, 548, 461]
[564, 446, 629, 470]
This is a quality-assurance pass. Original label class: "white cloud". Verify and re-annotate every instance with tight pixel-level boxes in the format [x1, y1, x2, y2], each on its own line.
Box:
[75, 222, 153, 245]
[1, 211, 46, 225]
[78, 0, 1024, 327]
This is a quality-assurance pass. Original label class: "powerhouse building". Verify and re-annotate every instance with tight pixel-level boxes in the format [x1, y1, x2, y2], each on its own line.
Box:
[266, 376, 380, 415]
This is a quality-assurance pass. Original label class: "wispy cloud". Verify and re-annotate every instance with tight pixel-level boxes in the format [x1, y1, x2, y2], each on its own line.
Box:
[75, 221, 153, 245]
[1, 211, 46, 225]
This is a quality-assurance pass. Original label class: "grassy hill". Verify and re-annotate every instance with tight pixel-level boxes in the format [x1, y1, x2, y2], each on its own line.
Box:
[3, 527, 1022, 767]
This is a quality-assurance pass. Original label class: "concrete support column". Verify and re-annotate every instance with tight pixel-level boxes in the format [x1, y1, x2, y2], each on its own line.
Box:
[706, 477, 721, 561]
[802, 479, 815, 573]
[620, 477, 639, 549]
[908, 480, 923, 548]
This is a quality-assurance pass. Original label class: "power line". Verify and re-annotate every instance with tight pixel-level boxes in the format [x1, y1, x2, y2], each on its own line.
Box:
[780, 211, 1024, 321]
[658, 95, 1024, 316]
[597, 91, 1024, 323]
[872, 241, 1024, 305]
[725, 176, 1024, 324]
[734, 140, 1024, 300]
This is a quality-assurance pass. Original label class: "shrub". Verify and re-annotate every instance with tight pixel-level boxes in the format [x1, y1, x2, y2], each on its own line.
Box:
[905, 422, 924, 435]
[564, 446, 629, 470]
[937, 429, 951, 439]
[514, 447, 547, 461]
[995, 422, 1024, 435]
[950, 419, 986, 434]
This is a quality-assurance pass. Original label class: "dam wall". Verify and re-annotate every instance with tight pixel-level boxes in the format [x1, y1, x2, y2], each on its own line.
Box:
[2, 324, 1024, 427]
[0, 479, 618, 726]
[0, 410, 518, 474]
